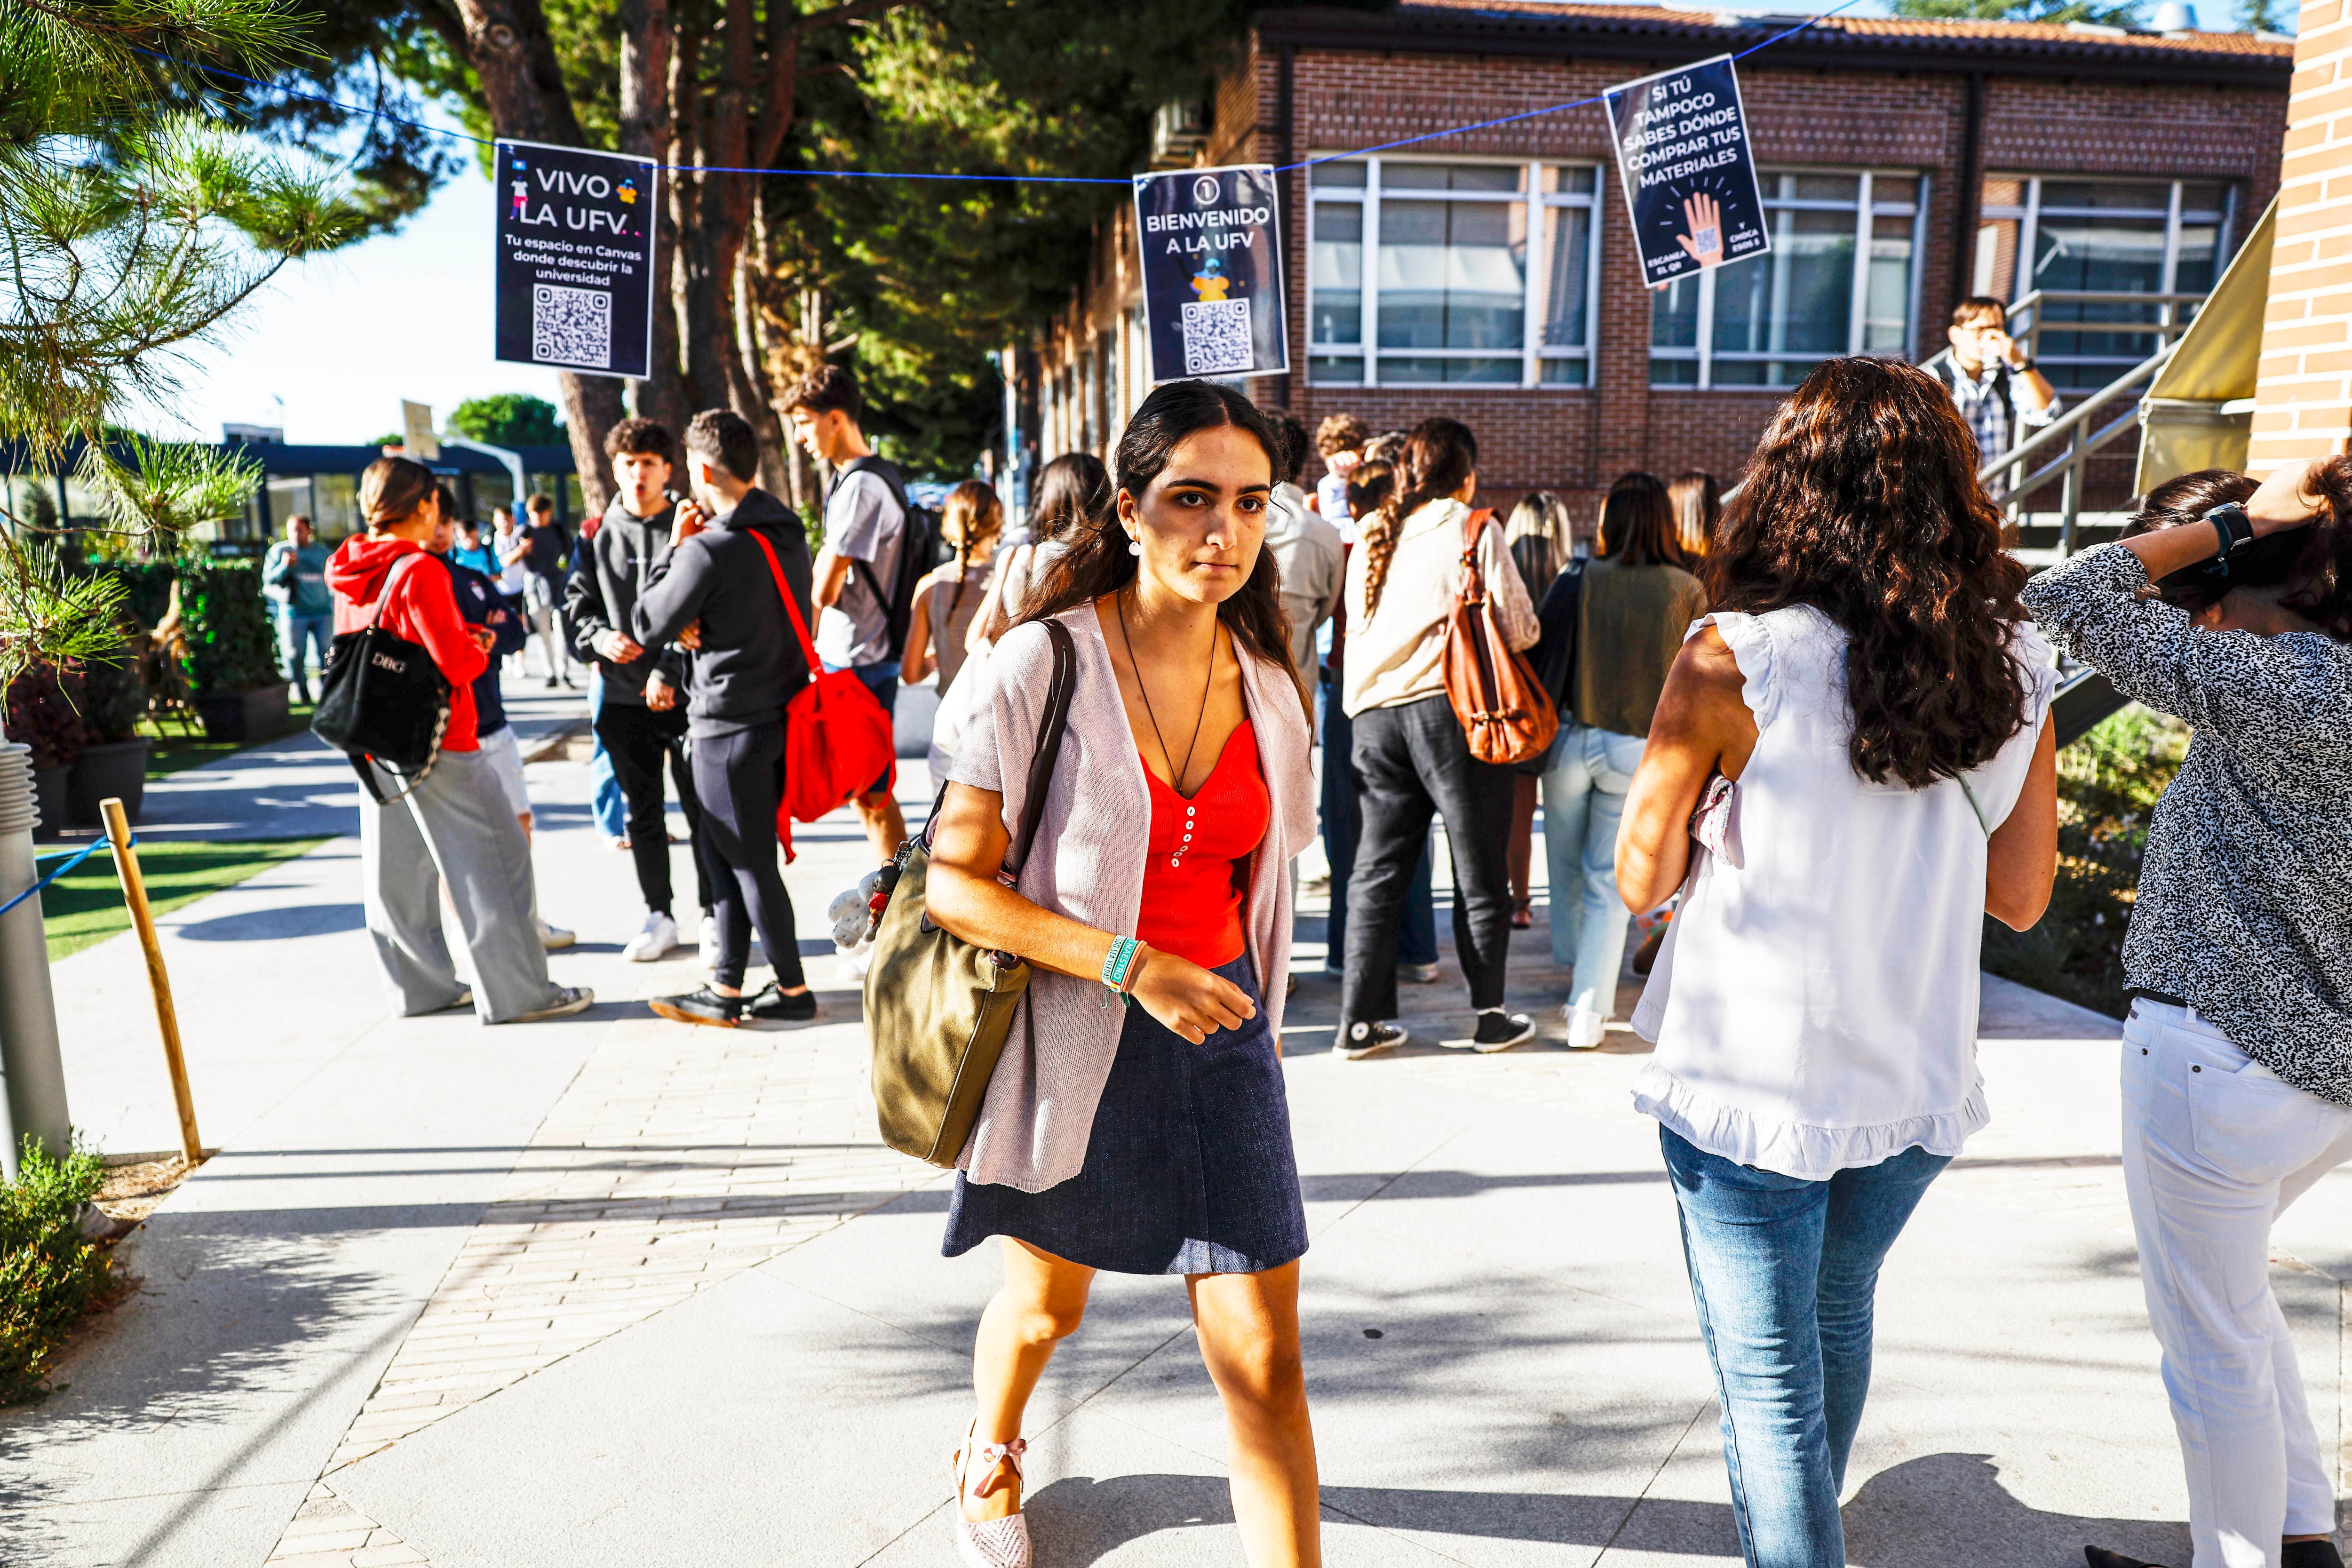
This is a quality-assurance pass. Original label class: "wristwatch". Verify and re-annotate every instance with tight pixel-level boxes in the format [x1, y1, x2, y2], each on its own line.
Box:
[2204, 501, 2257, 574]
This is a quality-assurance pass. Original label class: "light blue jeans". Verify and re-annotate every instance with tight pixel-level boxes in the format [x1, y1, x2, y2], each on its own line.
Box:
[1539, 723, 1645, 1013]
[1661, 1127, 1952, 1568]
[586, 668, 628, 842]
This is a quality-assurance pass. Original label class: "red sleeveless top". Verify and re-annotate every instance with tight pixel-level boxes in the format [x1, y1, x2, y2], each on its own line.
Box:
[1136, 721, 1270, 971]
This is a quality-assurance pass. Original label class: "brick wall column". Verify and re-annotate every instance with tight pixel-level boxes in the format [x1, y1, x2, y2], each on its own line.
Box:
[2252, 0, 2352, 464]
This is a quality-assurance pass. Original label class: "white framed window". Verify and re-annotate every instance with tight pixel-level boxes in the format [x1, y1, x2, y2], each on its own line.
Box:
[1650, 169, 1926, 389]
[1973, 176, 2236, 390]
[1306, 156, 1602, 388]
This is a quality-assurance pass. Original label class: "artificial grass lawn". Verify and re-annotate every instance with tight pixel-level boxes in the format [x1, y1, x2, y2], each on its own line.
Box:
[42, 837, 329, 961]
[138, 699, 314, 779]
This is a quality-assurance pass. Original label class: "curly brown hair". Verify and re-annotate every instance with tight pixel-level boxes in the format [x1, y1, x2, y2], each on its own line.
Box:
[1708, 356, 2032, 788]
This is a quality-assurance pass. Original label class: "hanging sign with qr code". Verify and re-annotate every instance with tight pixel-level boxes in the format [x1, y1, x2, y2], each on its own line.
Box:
[493, 139, 658, 380]
[1133, 165, 1289, 384]
[1602, 56, 1770, 289]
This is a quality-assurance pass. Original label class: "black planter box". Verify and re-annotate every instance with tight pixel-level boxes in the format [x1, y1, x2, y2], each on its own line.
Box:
[32, 764, 68, 840]
[194, 685, 289, 744]
[69, 738, 151, 826]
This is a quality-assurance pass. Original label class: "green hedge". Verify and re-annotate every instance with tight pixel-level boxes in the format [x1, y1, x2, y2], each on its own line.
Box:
[0, 1140, 115, 1405]
[94, 558, 281, 696]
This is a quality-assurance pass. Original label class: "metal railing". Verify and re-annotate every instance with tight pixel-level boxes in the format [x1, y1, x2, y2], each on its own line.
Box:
[1977, 338, 2177, 553]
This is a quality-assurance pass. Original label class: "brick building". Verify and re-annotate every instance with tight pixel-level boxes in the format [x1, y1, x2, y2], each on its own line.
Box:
[1009, 0, 2292, 525]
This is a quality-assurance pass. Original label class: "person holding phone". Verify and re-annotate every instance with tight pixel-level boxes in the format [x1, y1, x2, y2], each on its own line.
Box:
[1934, 295, 2059, 470]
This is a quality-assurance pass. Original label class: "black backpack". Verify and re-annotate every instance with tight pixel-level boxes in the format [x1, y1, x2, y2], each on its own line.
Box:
[313, 554, 453, 804]
[840, 455, 946, 661]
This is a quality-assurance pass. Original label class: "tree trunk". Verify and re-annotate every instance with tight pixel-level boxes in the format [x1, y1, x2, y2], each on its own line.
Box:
[557, 374, 626, 517]
[619, 0, 689, 433]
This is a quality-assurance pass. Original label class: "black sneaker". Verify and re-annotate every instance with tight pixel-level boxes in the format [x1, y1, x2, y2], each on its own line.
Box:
[742, 983, 818, 1027]
[1333, 1020, 1407, 1060]
[650, 986, 742, 1027]
[1471, 1009, 1536, 1053]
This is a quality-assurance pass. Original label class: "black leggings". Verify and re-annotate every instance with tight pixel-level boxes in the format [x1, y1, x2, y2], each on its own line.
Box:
[689, 720, 805, 992]
[594, 699, 711, 919]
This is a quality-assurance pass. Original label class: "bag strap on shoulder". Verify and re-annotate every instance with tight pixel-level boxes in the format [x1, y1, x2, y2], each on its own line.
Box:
[366, 549, 433, 632]
[745, 526, 822, 674]
[1457, 507, 1495, 597]
[1008, 619, 1077, 876]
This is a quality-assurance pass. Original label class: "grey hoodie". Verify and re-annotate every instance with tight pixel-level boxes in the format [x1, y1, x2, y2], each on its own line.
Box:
[565, 495, 690, 707]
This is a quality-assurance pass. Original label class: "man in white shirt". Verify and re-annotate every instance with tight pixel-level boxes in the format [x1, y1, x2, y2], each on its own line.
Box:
[1263, 411, 1344, 688]
[787, 363, 908, 864]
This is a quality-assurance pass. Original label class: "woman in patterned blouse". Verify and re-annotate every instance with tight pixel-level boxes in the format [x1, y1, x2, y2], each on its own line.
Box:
[2022, 461, 2352, 1568]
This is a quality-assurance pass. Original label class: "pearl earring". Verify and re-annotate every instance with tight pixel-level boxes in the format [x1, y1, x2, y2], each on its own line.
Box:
[1127, 536, 1142, 556]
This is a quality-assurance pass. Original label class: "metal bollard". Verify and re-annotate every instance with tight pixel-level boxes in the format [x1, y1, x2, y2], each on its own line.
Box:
[0, 740, 67, 1181]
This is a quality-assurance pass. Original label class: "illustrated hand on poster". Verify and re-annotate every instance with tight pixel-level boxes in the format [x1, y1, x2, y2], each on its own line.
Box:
[1675, 192, 1725, 270]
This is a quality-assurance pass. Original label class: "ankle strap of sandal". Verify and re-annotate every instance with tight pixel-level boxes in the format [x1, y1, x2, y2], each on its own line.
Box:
[960, 1433, 1026, 1497]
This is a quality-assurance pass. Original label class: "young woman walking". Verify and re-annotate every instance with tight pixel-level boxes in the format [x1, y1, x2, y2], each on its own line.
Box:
[1542, 472, 1704, 1048]
[2024, 464, 2352, 1568]
[1333, 417, 1540, 1059]
[1617, 358, 2058, 1568]
[328, 457, 592, 1026]
[924, 381, 1321, 1568]
[902, 479, 1003, 701]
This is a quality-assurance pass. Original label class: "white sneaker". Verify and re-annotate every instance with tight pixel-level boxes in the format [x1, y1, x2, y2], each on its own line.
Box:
[1563, 1003, 1609, 1050]
[624, 911, 679, 963]
[699, 913, 721, 969]
[538, 918, 576, 951]
[837, 941, 873, 981]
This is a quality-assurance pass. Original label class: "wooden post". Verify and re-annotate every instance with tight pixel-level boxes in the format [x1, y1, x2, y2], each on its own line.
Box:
[101, 798, 201, 1166]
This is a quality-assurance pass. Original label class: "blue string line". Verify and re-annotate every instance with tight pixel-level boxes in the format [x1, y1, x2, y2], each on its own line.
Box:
[133, 0, 1862, 189]
[0, 835, 130, 921]
[1277, 0, 1866, 171]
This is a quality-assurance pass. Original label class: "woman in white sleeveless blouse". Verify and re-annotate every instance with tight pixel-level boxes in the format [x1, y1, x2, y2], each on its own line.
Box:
[1617, 358, 2059, 1568]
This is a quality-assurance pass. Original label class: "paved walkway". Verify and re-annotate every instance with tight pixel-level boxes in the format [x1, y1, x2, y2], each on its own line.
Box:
[3, 673, 2348, 1567]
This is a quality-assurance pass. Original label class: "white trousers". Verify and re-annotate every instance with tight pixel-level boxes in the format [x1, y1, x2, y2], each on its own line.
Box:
[2121, 999, 2352, 1568]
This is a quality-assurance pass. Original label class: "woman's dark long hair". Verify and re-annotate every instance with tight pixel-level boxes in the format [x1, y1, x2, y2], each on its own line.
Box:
[1669, 470, 1721, 559]
[1361, 417, 1477, 618]
[2125, 467, 2352, 641]
[1021, 380, 1311, 718]
[1026, 452, 1114, 545]
[1709, 356, 2030, 788]
[1598, 472, 1683, 567]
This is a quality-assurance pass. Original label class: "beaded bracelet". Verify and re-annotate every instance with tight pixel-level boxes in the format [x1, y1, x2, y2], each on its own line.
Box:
[1100, 934, 1140, 1007]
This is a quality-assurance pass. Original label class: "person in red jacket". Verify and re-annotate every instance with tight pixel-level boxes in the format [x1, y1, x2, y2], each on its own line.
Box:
[328, 456, 592, 1025]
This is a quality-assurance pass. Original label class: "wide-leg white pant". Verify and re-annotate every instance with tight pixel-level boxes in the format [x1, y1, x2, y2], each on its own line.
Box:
[2121, 999, 2352, 1568]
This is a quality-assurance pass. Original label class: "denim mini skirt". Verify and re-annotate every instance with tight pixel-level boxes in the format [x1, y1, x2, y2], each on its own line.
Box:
[943, 954, 1309, 1276]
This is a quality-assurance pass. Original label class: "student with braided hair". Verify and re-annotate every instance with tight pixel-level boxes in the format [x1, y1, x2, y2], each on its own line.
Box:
[1333, 416, 1540, 1060]
[901, 479, 1002, 701]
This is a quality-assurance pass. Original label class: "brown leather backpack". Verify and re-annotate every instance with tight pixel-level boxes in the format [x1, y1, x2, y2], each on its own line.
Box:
[1442, 508, 1559, 766]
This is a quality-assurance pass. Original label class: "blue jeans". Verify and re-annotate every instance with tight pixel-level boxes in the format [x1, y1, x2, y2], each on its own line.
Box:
[1317, 672, 1435, 971]
[1540, 723, 1645, 1013]
[1660, 1127, 1952, 1568]
[586, 669, 628, 842]
[280, 613, 331, 697]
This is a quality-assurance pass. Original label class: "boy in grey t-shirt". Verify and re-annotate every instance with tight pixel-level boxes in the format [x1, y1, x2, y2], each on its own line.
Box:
[786, 363, 906, 865]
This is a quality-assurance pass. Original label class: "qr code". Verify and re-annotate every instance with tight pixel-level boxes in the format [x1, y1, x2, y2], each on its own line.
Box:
[532, 284, 612, 369]
[1180, 298, 1255, 376]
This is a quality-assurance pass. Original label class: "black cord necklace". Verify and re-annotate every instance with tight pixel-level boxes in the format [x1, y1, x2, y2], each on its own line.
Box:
[1116, 583, 1216, 796]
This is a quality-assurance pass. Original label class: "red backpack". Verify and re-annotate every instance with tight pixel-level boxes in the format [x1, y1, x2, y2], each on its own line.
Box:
[745, 528, 896, 861]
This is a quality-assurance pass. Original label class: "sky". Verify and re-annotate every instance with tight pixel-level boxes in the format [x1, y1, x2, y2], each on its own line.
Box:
[155, 134, 565, 446]
[147, 0, 1983, 446]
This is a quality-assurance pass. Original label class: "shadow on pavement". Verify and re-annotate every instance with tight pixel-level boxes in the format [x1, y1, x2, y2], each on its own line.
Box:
[1022, 1452, 2188, 1566]
[176, 902, 365, 940]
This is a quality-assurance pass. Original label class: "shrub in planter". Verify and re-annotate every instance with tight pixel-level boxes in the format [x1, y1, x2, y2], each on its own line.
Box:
[68, 633, 151, 825]
[174, 560, 282, 697]
[0, 1140, 116, 1405]
[5, 663, 89, 772]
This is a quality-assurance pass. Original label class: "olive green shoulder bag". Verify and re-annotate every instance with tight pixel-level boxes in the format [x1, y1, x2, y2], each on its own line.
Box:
[864, 619, 1077, 1168]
